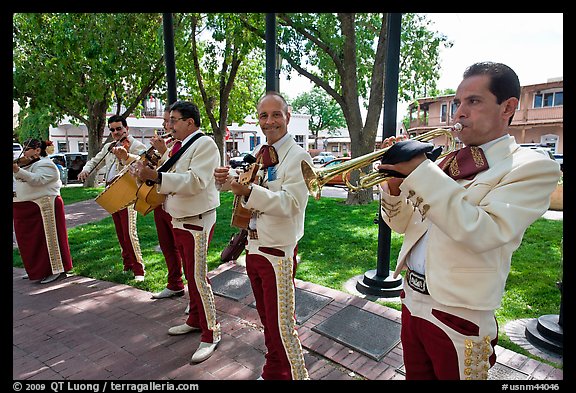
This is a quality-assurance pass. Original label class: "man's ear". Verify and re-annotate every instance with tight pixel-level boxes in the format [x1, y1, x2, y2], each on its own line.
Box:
[502, 97, 518, 121]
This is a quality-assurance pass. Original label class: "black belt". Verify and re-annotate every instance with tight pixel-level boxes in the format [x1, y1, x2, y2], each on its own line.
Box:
[406, 268, 429, 295]
[173, 208, 216, 221]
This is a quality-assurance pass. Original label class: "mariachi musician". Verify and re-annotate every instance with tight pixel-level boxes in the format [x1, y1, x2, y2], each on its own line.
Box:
[13, 139, 73, 284]
[214, 92, 312, 380]
[131, 100, 221, 364]
[145, 105, 187, 304]
[78, 115, 148, 281]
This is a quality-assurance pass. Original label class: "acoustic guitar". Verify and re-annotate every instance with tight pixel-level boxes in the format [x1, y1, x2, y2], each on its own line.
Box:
[133, 146, 165, 216]
[134, 181, 166, 216]
[231, 162, 261, 229]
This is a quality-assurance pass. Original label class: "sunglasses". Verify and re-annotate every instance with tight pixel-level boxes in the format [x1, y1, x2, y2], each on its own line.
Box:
[109, 126, 124, 132]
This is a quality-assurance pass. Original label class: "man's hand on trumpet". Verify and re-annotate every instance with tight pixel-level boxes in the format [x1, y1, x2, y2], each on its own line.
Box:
[377, 134, 431, 196]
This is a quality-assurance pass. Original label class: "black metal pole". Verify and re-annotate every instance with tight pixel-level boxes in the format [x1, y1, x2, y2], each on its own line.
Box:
[265, 13, 278, 92]
[356, 13, 403, 297]
[163, 13, 177, 104]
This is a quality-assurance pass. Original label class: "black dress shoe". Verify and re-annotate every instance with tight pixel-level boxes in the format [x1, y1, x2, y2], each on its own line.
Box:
[40, 273, 66, 284]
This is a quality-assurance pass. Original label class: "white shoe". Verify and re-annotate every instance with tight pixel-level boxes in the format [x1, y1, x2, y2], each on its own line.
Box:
[190, 340, 219, 363]
[257, 376, 264, 380]
[185, 304, 190, 314]
[134, 275, 145, 282]
[152, 287, 184, 299]
[168, 323, 200, 336]
[40, 273, 65, 284]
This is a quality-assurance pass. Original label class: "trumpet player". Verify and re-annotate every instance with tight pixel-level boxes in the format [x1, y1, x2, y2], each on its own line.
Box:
[147, 106, 186, 304]
[376, 62, 561, 380]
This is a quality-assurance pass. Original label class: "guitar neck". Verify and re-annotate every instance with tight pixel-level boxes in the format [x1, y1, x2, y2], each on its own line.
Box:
[238, 163, 261, 185]
[142, 146, 161, 167]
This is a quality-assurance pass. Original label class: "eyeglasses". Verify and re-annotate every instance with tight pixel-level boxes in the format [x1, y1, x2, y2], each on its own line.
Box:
[109, 126, 124, 132]
[168, 117, 187, 124]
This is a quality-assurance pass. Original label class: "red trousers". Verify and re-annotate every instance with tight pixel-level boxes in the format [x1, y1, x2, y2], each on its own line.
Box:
[400, 287, 498, 380]
[245, 245, 309, 380]
[13, 196, 73, 280]
[153, 206, 183, 291]
[172, 214, 220, 344]
[111, 206, 145, 276]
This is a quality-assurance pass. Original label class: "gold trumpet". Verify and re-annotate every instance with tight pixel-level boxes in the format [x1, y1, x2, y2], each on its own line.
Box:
[302, 124, 462, 200]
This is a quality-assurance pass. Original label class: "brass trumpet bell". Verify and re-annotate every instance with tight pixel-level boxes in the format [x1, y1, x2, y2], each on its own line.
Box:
[302, 125, 461, 200]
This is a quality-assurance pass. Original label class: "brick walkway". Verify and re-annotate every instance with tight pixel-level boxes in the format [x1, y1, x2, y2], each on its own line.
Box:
[13, 261, 563, 381]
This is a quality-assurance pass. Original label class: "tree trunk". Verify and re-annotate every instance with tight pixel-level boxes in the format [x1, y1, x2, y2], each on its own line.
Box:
[84, 100, 108, 187]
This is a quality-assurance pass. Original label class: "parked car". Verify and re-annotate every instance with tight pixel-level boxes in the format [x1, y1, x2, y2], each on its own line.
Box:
[13, 142, 23, 160]
[229, 151, 253, 169]
[65, 152, 88, 182]
[48, 153, 69, 185]
[320, 157, 351, 187]
[553, 154, 563, 171]
[312, 152, 337, 165]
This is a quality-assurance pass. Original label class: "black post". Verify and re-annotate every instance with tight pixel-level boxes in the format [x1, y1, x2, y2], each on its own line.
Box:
[265, 13, 278, 92]
[356, 13, 403, 297]
[163, 13, 177, 104]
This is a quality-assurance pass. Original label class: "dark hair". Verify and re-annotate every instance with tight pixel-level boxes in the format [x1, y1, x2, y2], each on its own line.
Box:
[463, 62, 520, 125]
[257, 91, 289, 114]
[169, 100, 201, 127]
[23, 138, 51, 157]
[107, 114, 127, 127]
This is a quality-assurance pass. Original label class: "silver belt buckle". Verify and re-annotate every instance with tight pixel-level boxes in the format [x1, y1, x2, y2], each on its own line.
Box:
[407, 269, 428, 294]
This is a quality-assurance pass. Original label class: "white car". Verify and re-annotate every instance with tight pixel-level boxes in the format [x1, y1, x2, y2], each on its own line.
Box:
[312, 152, 337, 165]
[13, 142, 23, 160]
[229, 151, 253, 168]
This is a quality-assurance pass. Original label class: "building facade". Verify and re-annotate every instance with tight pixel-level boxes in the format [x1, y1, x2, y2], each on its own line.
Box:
[407, 78, 563, 154]
[48, 110, 311, 160]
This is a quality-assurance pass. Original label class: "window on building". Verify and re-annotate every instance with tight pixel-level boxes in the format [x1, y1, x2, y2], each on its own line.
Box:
[554, 92, 563, 106]
[294, 134, 305, 149]
[78, 142, 87, 152]
[57, 141, 68, 153]
[450, 102, 458, 119]
[440, 103, 447, 123]
[534, 91, 563, 108]
[249, 135, 261, 151]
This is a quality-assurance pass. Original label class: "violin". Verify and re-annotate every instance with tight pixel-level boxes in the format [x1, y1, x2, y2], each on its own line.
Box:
[14, 156, 40, 168]
[107, 134, 128, 152]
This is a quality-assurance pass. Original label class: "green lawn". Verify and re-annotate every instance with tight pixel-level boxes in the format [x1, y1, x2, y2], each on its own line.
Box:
[14, 186, 563, 367]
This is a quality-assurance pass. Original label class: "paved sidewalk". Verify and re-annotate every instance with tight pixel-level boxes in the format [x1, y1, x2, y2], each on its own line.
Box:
[12, 263, 563, 381]
[12, 193, 563, 381]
